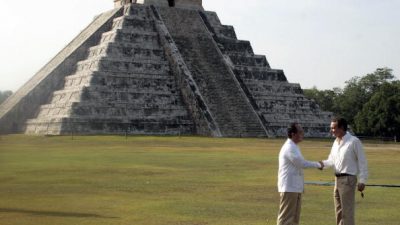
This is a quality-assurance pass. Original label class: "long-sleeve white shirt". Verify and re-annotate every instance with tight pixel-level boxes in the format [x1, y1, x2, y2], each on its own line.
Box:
[322, 132, 368, 184]
[278, 139, 321, 193]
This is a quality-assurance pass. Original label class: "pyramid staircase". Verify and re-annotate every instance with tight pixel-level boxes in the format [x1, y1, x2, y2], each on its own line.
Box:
[155, 7, 268, 137]
[199, 11, 331, 137]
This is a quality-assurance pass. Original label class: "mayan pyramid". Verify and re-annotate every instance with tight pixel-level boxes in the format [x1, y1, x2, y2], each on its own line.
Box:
[0, 0, 331, 137]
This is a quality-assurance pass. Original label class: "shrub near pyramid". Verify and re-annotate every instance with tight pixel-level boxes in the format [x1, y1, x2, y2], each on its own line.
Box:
[0, 0, 331, 137]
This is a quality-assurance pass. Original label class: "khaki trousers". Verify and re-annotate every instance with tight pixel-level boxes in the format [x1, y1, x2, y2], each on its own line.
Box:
[334, 176, 357, 225]
[277, 192, 302, 225]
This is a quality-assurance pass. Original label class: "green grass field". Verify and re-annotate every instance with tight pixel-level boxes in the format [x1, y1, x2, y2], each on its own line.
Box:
[0, 135, 399, 225]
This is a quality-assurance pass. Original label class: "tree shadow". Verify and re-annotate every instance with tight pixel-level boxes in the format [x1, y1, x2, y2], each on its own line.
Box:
[0, 208, 119, 219]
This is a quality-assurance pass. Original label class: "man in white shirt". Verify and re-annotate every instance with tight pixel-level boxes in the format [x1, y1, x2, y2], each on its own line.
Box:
[277, 123, 323, 225]
[322, 117, 368, 225]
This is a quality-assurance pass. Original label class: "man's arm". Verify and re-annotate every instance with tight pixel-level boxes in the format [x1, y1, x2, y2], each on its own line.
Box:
[289, 149, 322, 169]
[322, 148, 335, 169]
[355, 139, 368, 190]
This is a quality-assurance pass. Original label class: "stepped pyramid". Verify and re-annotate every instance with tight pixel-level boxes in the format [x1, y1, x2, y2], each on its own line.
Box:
[0, 0, 331, 137]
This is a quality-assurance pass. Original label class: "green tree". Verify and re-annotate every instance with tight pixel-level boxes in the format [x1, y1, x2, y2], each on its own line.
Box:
[335, 67, 395, 126]
[0, 90, 13, 105]
[304, 67, 399, 137]
[303, 87, 339, 113]
[354, 81, 400, 137]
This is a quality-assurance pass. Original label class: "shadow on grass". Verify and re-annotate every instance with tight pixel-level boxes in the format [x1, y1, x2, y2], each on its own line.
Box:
[0, 208, 119, 219]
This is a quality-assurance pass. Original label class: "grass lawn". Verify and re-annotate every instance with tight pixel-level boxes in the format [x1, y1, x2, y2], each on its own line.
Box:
[0, 135, 399, 225]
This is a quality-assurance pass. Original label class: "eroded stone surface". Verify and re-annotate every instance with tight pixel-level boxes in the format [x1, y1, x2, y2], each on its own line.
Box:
[1, 3, 330, 137]
[25, 5, 194, 135]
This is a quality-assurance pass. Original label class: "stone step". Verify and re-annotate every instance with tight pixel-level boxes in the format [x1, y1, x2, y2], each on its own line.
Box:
[50, 90, 82, 104]
[228, 54, 270, 68]
[112, 14, 152, 24]
[51, 87, 181, 102]
[76, 57, 170, 74]
[246, 83, 303, 95]
[67, 69, 173, 82]
[112, 16, 156, 32]
[79, 91, 181, 102]
[64, 74, 92, 88]
[214, 37, 254, 55]
[201, 11, 221, 26]
[88, 43, 164, 61]
[25, 117, 194, 136]
[89, 74, 176, 87]
[263, 118, 329, 126]
[48, 88, 184, 105]
[71, 106, 190, 118]
[254, 93, 309, 100]
[100, 29, 159, 45]
[115, 8, 153, 21]
[90, 70, 173, 79]
[234, 67, 287, 81]
[263, 111, 330, 119]
[214, 25, 237, 39]
[97, 59, 169, 73]
[255, 99, 318, 109]
[82, 83, 177, 93]
[200, 11, 239, 41]
[32, 105, 192, 120]
[201, 12, 237, 38]
[93, 39, 163, 52]
[125, 4, 152, 17]
[54, 80, 179, 94]
[41, 95, 187, 111]
[64, 71, 177, 88]
[34, 107, 71, 118]
[261, 108, 326, 116]
[254, 100, 317, 110]
[38, 102, 75, 109]
[248, 84, 304, 96]
[27, 117, 194, 125]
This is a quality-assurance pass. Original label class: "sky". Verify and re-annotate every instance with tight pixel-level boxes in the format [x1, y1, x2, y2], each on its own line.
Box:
[0, 0, 399, 92]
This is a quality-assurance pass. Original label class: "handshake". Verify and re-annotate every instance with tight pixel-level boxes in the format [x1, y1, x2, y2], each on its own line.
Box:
[318, 161, 324, 170]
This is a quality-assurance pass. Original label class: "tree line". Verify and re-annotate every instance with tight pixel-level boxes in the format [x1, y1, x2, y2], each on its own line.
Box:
[304, 67, 399, 138]
[0, 90, 12, 105]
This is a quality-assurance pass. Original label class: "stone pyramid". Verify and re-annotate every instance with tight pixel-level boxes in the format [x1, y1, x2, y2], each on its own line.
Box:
[0, 0, 331, 137]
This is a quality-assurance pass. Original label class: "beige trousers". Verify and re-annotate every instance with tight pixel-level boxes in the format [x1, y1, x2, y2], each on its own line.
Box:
[334, 176, 357, 225]
[277, 192, 302, 225]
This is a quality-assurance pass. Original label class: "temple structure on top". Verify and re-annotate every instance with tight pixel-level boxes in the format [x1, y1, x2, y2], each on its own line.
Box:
[0, 0, 331, 137]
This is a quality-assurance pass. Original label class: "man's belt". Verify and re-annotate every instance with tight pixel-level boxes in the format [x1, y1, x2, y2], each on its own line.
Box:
[335, 173, 355, 177]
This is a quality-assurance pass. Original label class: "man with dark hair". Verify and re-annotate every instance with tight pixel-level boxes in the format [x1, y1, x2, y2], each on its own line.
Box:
[277, 123, 323, 225]
[322, 117, 368, 225]
[287, 122, 299, 138]
[332, 117, 348, 132]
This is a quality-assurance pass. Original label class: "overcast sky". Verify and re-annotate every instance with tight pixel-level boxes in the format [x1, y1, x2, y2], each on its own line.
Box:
[0, 0, 399, 92]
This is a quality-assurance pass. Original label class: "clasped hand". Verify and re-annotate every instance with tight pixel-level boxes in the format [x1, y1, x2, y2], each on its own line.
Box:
[318, 161, 324, 170]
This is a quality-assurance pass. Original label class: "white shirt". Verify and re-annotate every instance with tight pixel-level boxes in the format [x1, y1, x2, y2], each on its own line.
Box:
[278, 139, 321, 193]
[323, 132, 368, 184]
